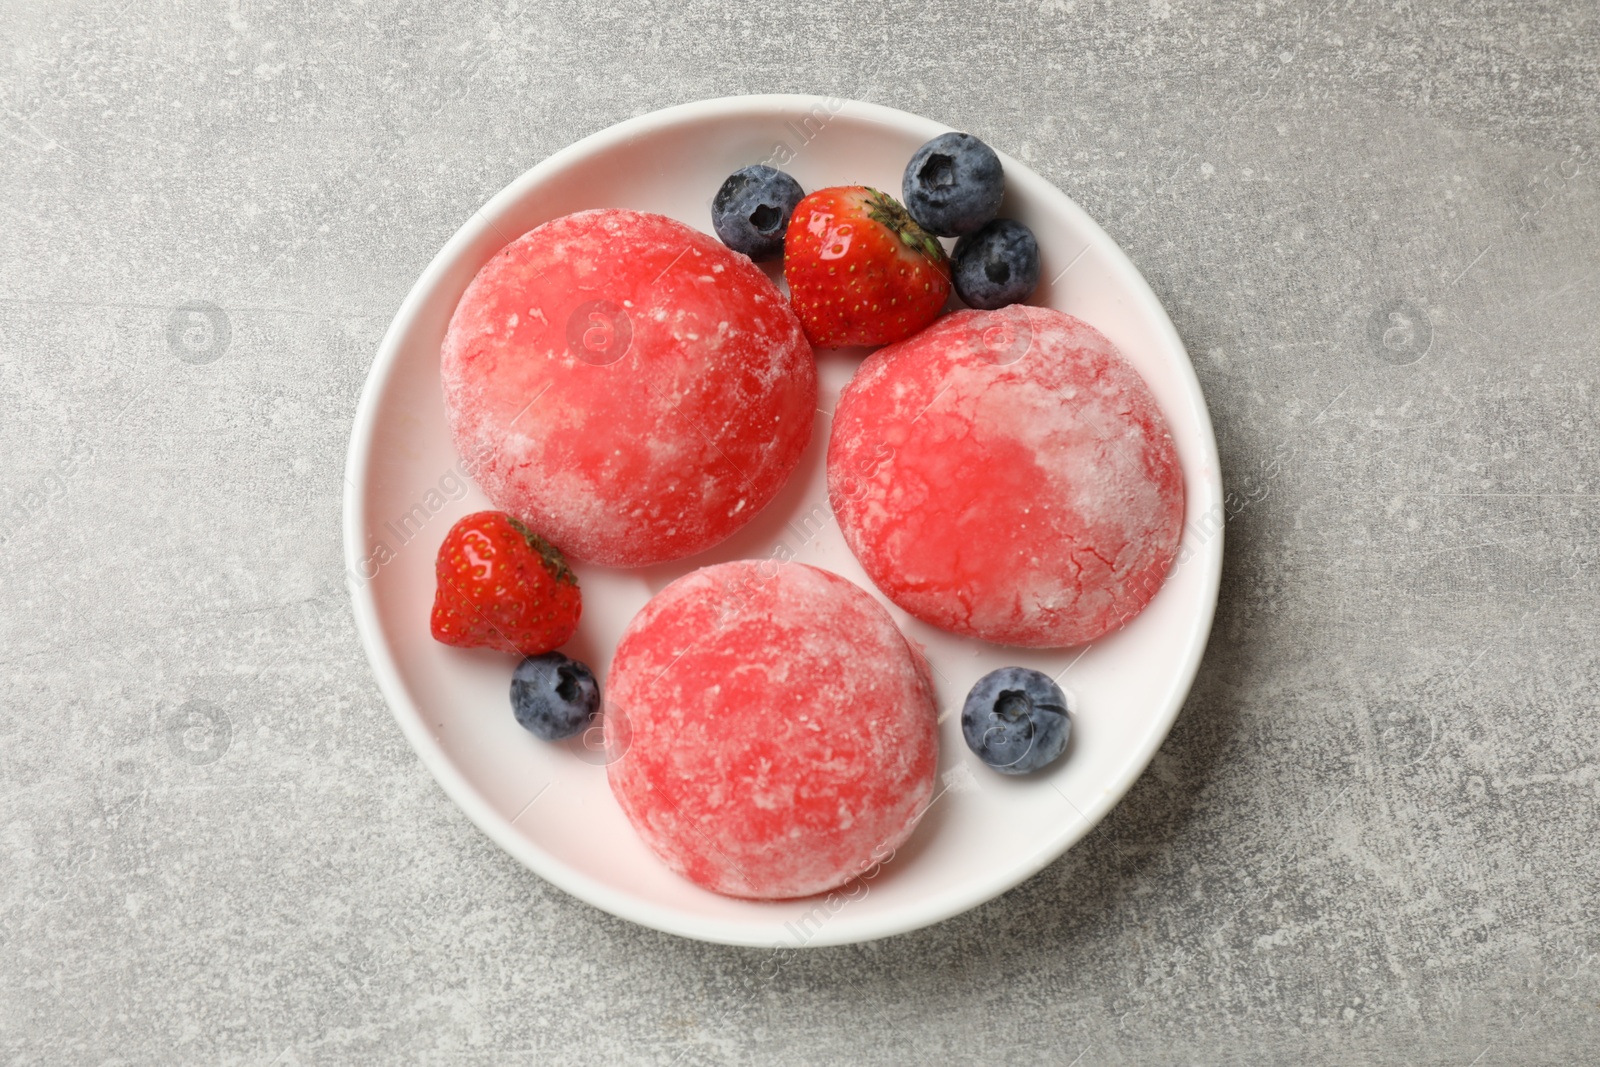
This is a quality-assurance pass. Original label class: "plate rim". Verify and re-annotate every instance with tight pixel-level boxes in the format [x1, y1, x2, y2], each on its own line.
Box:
[342, 93, 1223, 947]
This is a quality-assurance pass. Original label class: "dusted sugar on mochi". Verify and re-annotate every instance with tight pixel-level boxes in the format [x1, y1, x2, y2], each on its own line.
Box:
[441, 209, 816, 567]
[604, 561, 938, 900]
[828, 305, 1185, 648]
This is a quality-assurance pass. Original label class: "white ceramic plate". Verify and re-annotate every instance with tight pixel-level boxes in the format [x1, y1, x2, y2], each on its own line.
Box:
[343, 95, 1222, 947]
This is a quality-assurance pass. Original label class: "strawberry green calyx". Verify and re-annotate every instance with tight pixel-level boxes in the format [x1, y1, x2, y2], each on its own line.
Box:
[507, 516, 578, 586]
[863, 188, 947, 264]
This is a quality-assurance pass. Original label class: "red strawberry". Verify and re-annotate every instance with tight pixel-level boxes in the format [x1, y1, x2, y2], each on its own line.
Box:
[430, 511, 581, 656]
[783, 185, 951, 348]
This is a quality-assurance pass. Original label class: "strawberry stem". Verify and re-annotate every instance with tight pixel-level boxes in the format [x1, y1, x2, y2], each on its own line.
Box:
[863, 188, 947, 265]
[507, 516, 578, 586]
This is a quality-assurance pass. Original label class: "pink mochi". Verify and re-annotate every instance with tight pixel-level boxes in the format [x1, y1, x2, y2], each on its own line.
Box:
[828, 305, 1185, 648]
[605, 561, 938, 900]
[441, 209, 816, 567]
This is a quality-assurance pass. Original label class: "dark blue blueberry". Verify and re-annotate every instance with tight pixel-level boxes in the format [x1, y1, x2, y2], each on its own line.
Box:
[960, 667, 1071, 775]
[902, 132, 1005, 237]
[711, 164, 805, 261]
[511, 652, 599, 741]
[951, 218, 1041, 310]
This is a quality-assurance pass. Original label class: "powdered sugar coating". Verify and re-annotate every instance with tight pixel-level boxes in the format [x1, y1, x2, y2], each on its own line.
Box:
[828, 305, 1185, 648]
[604, 562, 938, 900]
[441, 209, 816, 567]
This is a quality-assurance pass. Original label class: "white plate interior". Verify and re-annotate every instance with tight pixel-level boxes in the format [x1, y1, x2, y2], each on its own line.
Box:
[344, 96, 1222, 947]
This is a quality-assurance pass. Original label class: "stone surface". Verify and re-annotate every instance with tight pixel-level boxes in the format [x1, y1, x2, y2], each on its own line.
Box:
[1, 1, 1596, 1064]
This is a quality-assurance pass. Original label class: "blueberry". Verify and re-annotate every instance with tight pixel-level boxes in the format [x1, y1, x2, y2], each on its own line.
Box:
[711, 164, 805, 260]
[951, 218, 1041, 310]
[902, 132, 1005, 237]
[960, 667, 1071, 775]
[511, 652, 599, 741]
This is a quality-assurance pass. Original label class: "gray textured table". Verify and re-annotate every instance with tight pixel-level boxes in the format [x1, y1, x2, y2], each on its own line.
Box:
[3, 2, 1597, 1064]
